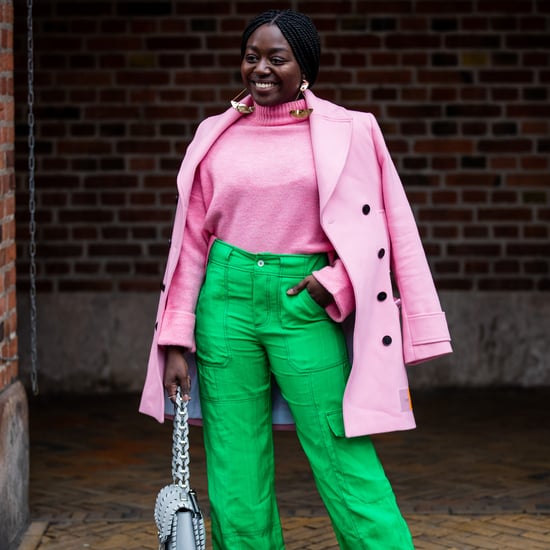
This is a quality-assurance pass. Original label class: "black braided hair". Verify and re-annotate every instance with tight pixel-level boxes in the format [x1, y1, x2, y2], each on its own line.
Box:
[240, 9, 321, 86]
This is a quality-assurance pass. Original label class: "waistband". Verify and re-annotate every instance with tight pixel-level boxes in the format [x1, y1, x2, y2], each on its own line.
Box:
[208, 239, 329, 277]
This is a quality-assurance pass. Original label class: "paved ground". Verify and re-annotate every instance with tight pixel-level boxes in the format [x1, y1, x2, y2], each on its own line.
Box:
[17, 388, 550, 549]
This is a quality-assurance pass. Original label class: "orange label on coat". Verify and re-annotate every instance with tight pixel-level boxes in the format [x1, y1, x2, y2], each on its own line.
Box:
[400, 388, 413, 412]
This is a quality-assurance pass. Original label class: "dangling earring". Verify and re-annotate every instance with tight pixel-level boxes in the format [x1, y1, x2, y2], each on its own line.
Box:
[290, 79, 313, 119]
[230, 89, 255, 114]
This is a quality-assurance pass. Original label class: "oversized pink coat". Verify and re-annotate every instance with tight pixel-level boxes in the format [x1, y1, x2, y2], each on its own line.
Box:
[139, 90, 452, 437]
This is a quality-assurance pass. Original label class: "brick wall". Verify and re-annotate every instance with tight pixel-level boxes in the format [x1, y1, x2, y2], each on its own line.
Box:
[13, 1, 550, 295]
[0, 0, 15, 392]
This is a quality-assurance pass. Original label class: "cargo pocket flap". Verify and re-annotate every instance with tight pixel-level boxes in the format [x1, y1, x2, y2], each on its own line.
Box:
[326, 410, 345, 438]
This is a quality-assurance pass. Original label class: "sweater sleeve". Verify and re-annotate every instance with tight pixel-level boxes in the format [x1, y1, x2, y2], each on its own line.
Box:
[157, 173, 208, 352]
[312, 258, 356, 322]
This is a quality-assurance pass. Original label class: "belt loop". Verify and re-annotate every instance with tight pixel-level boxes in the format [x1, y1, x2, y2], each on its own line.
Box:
[220, 239, 234, 262]
[225, 242, 234, 262]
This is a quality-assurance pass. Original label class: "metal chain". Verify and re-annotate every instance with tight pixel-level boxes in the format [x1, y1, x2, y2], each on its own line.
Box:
[172, 388, 190, 490]
[27, 0, 39, 395]
[170, 389, 206, 549]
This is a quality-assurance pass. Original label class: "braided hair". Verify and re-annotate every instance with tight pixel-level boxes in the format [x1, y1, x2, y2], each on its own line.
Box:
[240, 9, 321, 86]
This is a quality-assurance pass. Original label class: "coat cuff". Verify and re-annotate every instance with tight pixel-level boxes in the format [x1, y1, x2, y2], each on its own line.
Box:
[312, 262, 355, 323]
[405, 340, 453, 365]
[402, 311, 452, 365]
[157, 309, 196, 352]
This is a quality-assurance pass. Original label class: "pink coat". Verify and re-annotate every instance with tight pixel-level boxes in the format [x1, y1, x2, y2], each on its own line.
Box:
[139, 90, 452, 437]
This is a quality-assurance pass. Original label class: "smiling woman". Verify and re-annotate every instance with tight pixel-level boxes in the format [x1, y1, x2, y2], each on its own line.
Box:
[140, 8, 451, 550]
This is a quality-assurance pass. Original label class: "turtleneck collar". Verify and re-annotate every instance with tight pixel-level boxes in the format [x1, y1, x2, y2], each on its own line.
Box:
[243, 99, 310, 126]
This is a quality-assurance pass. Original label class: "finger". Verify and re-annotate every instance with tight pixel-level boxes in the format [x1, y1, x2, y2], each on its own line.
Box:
[167, 381, 180, 402]
[181, 376, 192, 401]
[287, 277, 309, 295]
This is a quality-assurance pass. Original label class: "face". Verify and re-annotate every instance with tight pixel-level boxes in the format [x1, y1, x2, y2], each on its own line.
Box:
[241, 24, 303, 106]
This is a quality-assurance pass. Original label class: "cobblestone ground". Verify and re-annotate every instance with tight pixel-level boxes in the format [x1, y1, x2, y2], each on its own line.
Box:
[18, 389, 550, 549]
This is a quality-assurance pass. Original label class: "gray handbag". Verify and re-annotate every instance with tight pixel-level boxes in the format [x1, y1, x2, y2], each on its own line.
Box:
[155, 388, 206, 550]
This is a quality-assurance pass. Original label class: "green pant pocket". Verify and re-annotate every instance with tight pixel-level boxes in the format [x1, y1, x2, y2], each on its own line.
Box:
[326, 409, 346, 438]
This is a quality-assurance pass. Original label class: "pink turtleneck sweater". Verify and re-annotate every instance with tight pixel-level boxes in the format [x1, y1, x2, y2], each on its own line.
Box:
[158, 99, 353, 350]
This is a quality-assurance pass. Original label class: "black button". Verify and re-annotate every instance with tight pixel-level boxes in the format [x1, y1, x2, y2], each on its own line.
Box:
[377, 292, 387, 301]
[160, 283, 166, 291]
[175, 194, 179, 202]
[382, 335, 392, 346]
[362, 204, 371, 215]
[378, 248, 385, 258]
[154, 321, 158, 330]
[168, 238, 172, 246]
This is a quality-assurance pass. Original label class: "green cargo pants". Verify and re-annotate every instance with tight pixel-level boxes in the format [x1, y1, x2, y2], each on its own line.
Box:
[194, 239, 414, 550]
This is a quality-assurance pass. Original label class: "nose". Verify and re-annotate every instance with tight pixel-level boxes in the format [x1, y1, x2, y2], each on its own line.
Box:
[255, 57, 271, 74]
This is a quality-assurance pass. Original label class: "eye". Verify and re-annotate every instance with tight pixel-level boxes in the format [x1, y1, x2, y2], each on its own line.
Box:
[270, 57, 286, 65]
[244, 54, 258, 63]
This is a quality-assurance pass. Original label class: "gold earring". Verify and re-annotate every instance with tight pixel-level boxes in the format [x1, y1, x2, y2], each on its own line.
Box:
[290, 79, 313, 119]
[230, 89, 255, 114]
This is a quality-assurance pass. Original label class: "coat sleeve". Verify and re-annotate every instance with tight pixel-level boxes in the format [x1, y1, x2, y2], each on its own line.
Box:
[157, 171, 209, 352]
[370, 114, 452, 365]
[312, 259, 355, 322]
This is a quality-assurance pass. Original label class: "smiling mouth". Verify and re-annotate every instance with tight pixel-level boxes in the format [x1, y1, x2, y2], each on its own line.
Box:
[251, 81, 277, 90]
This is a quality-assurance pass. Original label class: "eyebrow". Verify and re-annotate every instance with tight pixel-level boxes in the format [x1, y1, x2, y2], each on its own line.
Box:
[246, 45, 291, 55]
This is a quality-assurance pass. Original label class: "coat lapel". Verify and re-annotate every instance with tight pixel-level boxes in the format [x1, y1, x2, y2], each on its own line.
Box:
[305, 90, 353, 213]
[182, 105, 245, 175]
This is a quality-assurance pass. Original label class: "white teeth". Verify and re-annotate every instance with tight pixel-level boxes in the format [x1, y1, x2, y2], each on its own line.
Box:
[254, 82, 275, 89]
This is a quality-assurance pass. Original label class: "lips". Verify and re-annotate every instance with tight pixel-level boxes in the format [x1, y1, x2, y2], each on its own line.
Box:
[251, 81, 278, 90]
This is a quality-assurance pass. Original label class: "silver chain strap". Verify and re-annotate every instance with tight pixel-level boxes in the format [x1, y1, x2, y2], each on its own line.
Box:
[172, 389, 191, 489]
[27, 0, 39, 395]
[155, 387, 206, 549]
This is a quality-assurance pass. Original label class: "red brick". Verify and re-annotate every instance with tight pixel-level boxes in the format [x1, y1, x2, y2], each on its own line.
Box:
[507, 104, 550, 117]
[495, 260, 520, 273]
[480, 70, 534, 84]
[465, 261, 489, 274]
[479, 0, 532, 11]
[523, 52, 549, 66]
[445, 34, 501, 48]
[415, 139, 473, 154]
[479, 208, 532, 222]
[464, 226, 490, 239]
[357, 70, 411, 84]
[460, 87, 487, 100]
[418, 209, 472, 222]
[520, 157, 548, 170]
[326, 35, 381, 49]
[479, 140, 533, 153]
[507, 174, 549, 186]
[370, 52, 398, 65]
[400, 88, 427, 103]
[432, 157, 457, 171]
[524, 225, 548, 239]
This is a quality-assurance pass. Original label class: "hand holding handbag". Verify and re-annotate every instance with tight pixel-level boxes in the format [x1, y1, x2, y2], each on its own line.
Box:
[154, 388, 206, 550]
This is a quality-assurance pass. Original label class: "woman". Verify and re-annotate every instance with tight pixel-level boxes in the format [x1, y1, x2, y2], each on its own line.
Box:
[140, 9, 451, 549]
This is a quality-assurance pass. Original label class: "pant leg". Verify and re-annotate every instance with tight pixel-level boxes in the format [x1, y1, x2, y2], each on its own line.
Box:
[266, 273, 414, 550]
[194, 257, 284, 550]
